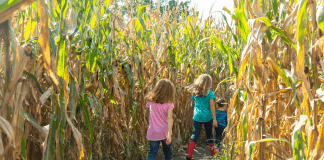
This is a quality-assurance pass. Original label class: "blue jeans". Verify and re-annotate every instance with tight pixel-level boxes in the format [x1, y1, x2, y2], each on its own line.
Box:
[214, 125, 225, 148]
[147, 140, 172, 160]
[190, 120, 214, 144]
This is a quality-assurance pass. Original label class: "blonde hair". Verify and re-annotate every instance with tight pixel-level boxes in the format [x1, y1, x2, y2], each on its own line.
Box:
[146, 79, 175, 104]
[186, 74, 212, 97]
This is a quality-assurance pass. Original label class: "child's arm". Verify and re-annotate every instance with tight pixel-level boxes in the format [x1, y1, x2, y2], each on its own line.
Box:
[166, 108, 173, 145]
[191, 99, 195, 109]
[225, 114, 228, 126]
[145, 107, 150, 124]
[210, 99, 218, 127]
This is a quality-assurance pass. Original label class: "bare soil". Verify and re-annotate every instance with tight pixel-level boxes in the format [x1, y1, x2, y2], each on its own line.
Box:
[153, 143, 227, 160]
[173, 145, 214, 160]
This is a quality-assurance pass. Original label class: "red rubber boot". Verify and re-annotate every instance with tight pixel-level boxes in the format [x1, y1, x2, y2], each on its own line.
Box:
[208, 143, 216, 156]
[186, 141, 196, 160]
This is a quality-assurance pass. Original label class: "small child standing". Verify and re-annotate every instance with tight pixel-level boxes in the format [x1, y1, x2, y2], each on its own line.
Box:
[145, 79, 175, 160]
[185, 74, 218, 160]
[214, 99, 227, 153]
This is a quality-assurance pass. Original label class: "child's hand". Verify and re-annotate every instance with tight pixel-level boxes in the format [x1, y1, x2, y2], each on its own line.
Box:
[166, 132, 172, 145]
[213, 120, 218, 127]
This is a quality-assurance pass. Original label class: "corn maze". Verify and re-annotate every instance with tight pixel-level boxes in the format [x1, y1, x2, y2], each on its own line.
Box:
[0, 0, 324, 159]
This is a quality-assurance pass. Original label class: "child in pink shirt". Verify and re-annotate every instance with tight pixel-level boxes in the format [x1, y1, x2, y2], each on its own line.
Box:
[145, 79, 175, 160]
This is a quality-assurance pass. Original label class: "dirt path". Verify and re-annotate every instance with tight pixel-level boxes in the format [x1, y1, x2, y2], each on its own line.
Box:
[153, 143, 225, 160]
[153, 140, 227, 160]
[172, 145, 214, 160]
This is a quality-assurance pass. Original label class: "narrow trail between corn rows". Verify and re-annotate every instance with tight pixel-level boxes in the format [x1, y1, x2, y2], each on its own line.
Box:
[172, 145, 213, 160]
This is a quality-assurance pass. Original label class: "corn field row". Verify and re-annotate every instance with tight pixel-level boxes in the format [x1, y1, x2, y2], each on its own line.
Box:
[0, 0, 324, 159]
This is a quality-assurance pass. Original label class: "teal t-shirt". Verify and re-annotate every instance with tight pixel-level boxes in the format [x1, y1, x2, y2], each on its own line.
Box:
[192, 90, 216, 122]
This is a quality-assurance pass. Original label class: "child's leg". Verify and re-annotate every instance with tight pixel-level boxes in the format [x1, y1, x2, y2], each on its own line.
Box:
[161, 139, 172, 160]
[187, 121, 202, 158]
[147, 141, 160, 160]
[190, 120, 202, 142]
[219, 126, 226, 145]
[214, 126, 225, 148]
[204, 120, 216, 156]
[203, 120, 214, 144]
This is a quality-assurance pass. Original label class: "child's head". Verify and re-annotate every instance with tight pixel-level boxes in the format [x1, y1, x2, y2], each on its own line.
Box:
[146, 79, 175, 104]
[216, 99, 226, 108]
[186, 74, 212, 97]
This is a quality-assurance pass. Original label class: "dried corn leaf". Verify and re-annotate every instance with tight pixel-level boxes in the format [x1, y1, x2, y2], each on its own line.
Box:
[1, 44, 31, 109]
[37, 0, 60, 90]
[40, 86, 53, 105]
[0, 116, 14, 146]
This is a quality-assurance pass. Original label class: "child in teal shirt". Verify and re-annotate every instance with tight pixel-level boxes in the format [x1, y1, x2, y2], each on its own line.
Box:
[185, 74, 218, 160]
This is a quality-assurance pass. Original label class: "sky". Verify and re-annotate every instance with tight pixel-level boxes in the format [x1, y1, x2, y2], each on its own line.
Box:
[188, 0, 234, 20]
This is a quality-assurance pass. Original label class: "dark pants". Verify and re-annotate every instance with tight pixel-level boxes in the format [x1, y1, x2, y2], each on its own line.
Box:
[147, 140, 172, 160]
[190, 120, 214, 144]
[214, 125, 225, 148]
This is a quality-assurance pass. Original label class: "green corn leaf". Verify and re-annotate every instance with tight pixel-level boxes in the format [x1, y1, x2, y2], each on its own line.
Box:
[23, 70, 45, 94]
[228, 49, 233, 75]
[53, 3, 61, 19]
[109, 92, 117, 109]
[93, 96, 103, 124]
[79, 95, 94, 159]
[242, 113, 247, 140]
[256, 17, 294, 47]
[44, 114, 59, 160]
[91, 14, 97, 29]
[104, 0, 110, 6]
[291, 80, 302, 106]
[218, 11, 238, 42]
[57, 40, 67, 79]
[297, 0, 308, 45]
[234, 8, 250, 42]
[273, 0, 278, 17]
[248, 138, 292, 150]
[24, 110, 43, 131]
[207, 51, 211, 74]
[58, 77, 66, 160]
[266, 58, 291, 86]
[86, 46, 97, 72]
[68, 78, 77, 118]
[137, 5, 146, 17]
[115, 28, 129, 47]
[135, 18, 142, 32]
[123, 63, 135, 113]
[249, 142, 257, 159]
[189, 21, 197, 39]
[215, 76, 235, 92]
[24, 19, 36, 41]
[278, 67, 291, 87]
[211, 36, 227, 54]
[138, 17, 147, 31]
[60, 0, 69, 19]
[88, 96, 98, 116]
[133, 101, 139, 128]
[292, 115, 308, 159]
[21, 135, 26, 159]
